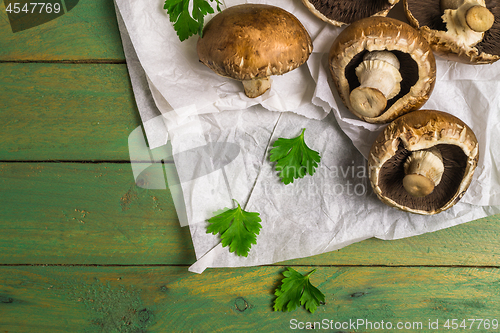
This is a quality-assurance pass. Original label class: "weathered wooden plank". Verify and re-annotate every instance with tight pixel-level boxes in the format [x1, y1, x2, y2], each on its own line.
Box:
[0, 0, 124, 61]
[1, 162, 500, 267]
[286, 213, 500, 267]
[0, 162, 196, 265]
[1, 265, 500, 332]
[0, 63, 142, 161]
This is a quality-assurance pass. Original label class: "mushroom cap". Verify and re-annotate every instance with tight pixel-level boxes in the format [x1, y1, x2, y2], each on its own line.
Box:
[196, 4, 313, 82]
[329, 17, 437, 124]
[404, 0, 500, 64]
[368, 110, 479, 215]
[301, 0, 399, 26]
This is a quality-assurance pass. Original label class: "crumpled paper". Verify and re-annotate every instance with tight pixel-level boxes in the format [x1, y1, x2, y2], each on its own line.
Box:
[115, 0, 331, 121]
[310, 21, 500, 207]
[114, 0, 500, 273]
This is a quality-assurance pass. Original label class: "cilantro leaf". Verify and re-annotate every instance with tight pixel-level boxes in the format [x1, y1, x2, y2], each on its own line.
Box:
[164, 0, 222, 41]
[274, 268, 325, 314]
[269, 128, 321, 185]
[206, 200, 262, 257]
[192, 0, 214, 37]
[164, 0, 184, 23]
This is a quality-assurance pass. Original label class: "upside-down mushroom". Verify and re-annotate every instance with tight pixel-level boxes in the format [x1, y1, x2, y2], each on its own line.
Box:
[404, 0, 500, 64]
[368, 110, 479, 215]
[301, 0, 400, 26]
[197, 4, 313, 98]
[329, 17, 436, 123]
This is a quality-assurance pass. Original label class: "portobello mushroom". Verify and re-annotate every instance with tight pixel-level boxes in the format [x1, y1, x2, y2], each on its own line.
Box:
[368, 110, 479, 215]
[329, 17, 436, 123]
[404, 0, 500, 64]
[197, 4, 313, 98]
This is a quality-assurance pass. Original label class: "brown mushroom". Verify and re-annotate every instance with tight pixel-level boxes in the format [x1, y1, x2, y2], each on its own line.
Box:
[329, 17, 436, 124]
[404, 0, 500, 64]
[368, 110, 479, 215]
[196, 4, 313, 98]
[302, 0, 400, 26]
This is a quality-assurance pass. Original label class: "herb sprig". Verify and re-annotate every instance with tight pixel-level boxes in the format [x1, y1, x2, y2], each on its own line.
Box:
[164, 0, 223, 41]
[270, 128, 321, 185]
[274, 267, 325, 313]
[206, 200, 262, 257]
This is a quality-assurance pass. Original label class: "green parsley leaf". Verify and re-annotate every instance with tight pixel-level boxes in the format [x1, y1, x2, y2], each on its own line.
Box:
[269, 128, 321, 185]
[274, 268, 325, 314]
[206, 200, 262, 257]
[164, 0, 222, 41]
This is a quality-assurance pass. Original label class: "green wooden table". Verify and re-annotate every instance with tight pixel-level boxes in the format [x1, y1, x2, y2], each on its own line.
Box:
[1, 1, 500, 332]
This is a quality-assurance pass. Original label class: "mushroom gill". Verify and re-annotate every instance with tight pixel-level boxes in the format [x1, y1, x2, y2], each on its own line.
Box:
[378, 143, 467, 212]
[303, 0, 397, 25]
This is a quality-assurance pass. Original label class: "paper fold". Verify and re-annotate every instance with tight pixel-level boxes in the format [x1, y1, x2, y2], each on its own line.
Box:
[115, 0, 500, 274]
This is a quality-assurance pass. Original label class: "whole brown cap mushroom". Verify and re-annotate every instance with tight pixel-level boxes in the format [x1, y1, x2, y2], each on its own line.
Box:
[368, 110, 479, 215]
[329, 17, 436, 124]
[404, 0, 500, 64]
[197, 4, 313, 98]
[302, 0, 400, 26]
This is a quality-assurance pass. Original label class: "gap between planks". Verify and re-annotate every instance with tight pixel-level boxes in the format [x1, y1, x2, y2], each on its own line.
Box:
[0, 59, 126, 64]
[0, 264, 499, 268]
[0, 160, 174, 164]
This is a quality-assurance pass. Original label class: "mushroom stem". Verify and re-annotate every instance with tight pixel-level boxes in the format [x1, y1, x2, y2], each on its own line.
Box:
[242, 78, 271, 98]
[349, 51, 402, 118]
[403, 147, 445, 197]
[466, 5, 495, 32]
[441, 0, 494, 43]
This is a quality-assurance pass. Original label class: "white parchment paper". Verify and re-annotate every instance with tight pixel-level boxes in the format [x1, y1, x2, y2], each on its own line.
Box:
[310, 24, 500, 206]
[114, 0, 500, 273]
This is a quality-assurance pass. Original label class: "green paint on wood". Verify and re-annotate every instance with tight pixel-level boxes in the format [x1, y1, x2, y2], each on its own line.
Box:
[2, 1, 499, 331]
[64, 280, 154, 333]
[0, 163, 195, 265]
[278, 213, 500, 267]
[0, 0, 124, 60]
[0, 63, 142, 161]
[2, 266, 500, 332]
[0, 161, 499, 266]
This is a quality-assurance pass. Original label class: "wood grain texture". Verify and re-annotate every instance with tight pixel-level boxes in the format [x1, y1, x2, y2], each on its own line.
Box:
[285, 213, 500, 267]
[0, 63, 142, 161]
[2, 1, 500, 331]
[1, 162, 499, 267]
[1, 265, 500, 332]
[0, 162, 196, 265]
[0, 0, 124, 61]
